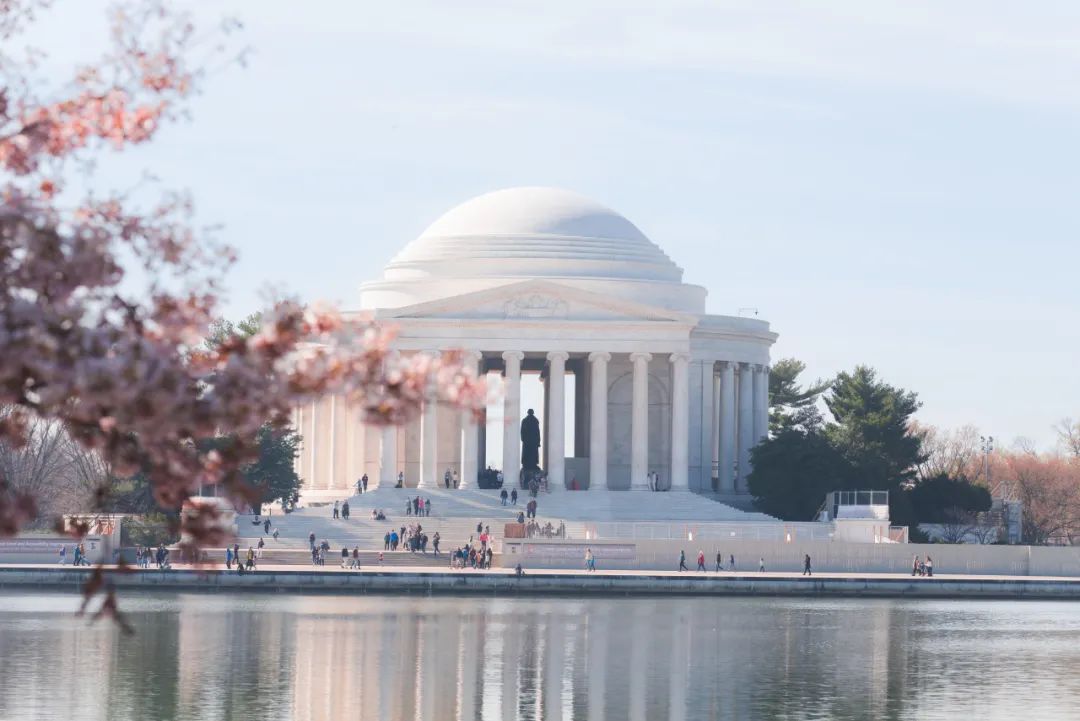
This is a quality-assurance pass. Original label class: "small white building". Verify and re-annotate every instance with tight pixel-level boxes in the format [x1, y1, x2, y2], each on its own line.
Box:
[296, 187, 777, 500]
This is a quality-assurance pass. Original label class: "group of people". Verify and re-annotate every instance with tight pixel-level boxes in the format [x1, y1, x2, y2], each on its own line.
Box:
[499, 488, 519, 506]
[524, 519, 565, 539]
[225, 543, 256, 571]
[451, 543, 494, 569]
[676, 551, 768, 573]
[331, 500, 351, 520]
[354, 474, 369, 494]
[134, 545, 172, 569]
[383, 524, 440, 554]
[405, 496, 433, 517]
[57, 542, 93, 567]
[912, 555, 934, 577]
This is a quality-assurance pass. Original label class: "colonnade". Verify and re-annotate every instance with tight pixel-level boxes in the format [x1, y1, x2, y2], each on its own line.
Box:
[296, 351, 770, 493]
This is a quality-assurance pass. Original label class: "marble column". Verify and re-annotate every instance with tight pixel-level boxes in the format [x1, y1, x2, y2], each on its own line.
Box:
[669, 353, 690, 491]
[546, 351, 568, 490]
[378, 423, 396, 489]
[588, 352, 610, 491]
[502, 351, 524, 483]
[328, 394, 337, 490]
[308, 399, 318, 489]
[629, 352, 652, 490]
[459, 351, 483, 490]
[418, 352, 440, 489]
[737, 362, 755, 492]
[711, 370, 721, 487]
[755, 364, 770, 443]
[719, 362, 736, 493]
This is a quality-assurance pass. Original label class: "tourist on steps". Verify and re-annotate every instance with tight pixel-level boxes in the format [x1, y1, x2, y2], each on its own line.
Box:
[332, 501, 339, 520]
[678, 550, 688, 572]
[342, 501, 350, 520]
[715, 551, 723, 572]
[511, 488, 518, 505]
[926, 556, 934, 577]
[444, 468, 452, 488]
[803, 554, 812, 576]
[697, 550, 706, 572]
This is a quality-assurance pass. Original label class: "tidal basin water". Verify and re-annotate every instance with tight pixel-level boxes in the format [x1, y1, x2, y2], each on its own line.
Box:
[2, 592, 1079, 721]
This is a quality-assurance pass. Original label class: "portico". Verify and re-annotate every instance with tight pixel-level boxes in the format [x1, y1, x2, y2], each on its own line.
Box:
[295, 187, 777, 499]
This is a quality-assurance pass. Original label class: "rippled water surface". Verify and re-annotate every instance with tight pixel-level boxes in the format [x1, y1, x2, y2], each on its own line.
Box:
[1, 591, 1079, 720]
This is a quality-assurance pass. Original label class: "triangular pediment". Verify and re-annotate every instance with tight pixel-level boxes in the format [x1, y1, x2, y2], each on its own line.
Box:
[381, 280, 694, 323]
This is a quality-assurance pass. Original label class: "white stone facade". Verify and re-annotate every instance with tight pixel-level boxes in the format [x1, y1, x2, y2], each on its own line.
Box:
[297, 187, 776, 497]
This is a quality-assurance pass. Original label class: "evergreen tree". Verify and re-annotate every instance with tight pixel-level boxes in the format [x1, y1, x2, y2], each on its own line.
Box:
[768, 358, 832, 433]
[748, 428, 855, 520]
[824, 366, 924, 490]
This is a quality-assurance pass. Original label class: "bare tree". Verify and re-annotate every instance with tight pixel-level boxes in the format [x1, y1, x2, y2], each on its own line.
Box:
[939, 507, 977, 544]
[1056, 418, 1080, 459]
[914, 423, 982, 482]
[0, 407, 106, 523]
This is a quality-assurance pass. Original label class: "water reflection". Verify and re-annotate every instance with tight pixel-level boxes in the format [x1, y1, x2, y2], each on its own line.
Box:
[2, 592, 1080, 720]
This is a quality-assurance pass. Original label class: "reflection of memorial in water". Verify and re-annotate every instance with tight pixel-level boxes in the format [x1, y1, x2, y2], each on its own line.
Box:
[17, 593, 1059, 721]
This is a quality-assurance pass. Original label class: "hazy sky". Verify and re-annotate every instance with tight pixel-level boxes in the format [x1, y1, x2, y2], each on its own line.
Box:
[30, 1, 1080, 449]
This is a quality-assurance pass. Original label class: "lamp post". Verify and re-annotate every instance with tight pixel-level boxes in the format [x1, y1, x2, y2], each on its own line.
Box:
[980, 435, 995, 495]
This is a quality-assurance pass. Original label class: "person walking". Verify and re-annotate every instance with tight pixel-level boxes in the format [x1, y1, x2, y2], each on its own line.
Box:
[342, 500, 350, 520]
[729, 554, 735, 571]
[926, 556, 934, 577]
[803, 554, 812, 576]
[351, 546, 360, 570]
[715, 551, 723, 572]
[356, 477, 363, 495]
[341, 546, 349, 568]
[58, 545, 67, 565]
[696, 550, 706, 572]
[511, 488, 518, 505]
[585, 547, 595, 572]
[444, 468, 452, 489]
[309, 532, 316, 551]
[246, 546, 255, 570]
[225, 546, 232, 570]
[500, 489, 508, 506]
[263, 518, 271, 535]
[678, 550, 688, 572]
[759, 557, 765, 572]
[912, 555, 920, 576]
[426, 498, 433, 517]
[406, 499, 412, 517]
[384, 531, 391, 550]
[433, 532, 441, 556]
[362, 473, 368, 492]
[332, 501, 339, 520]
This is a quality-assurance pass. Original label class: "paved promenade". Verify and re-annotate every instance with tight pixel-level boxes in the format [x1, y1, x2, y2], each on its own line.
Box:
[3, 563, 1080, 599]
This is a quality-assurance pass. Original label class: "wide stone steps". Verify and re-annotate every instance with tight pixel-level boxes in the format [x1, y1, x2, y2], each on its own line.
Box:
[226, 548, 470, 567]
[242, 487, 777, 551]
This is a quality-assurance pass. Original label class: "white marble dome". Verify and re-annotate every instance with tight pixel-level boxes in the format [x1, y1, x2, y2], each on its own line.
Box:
[360, 187, 705, 312]
[385, 187, 682, 283]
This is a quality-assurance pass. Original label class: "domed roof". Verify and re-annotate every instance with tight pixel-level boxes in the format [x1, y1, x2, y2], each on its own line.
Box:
[382, 187, 683, 283]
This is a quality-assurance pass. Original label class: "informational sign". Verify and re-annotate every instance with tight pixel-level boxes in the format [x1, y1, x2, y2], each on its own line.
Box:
[0, 536, 102, 558]
[519, 543, 636, 561]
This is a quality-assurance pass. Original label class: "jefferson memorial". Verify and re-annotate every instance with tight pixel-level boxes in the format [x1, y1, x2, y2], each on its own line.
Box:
[295, 187, 776, 499]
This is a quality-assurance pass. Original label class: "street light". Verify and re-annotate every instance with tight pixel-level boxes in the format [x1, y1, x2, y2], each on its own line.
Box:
[980, 435, 995, 495]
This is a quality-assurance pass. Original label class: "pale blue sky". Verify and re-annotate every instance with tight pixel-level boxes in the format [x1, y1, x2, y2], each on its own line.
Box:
[30, 1, 1080, 449]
